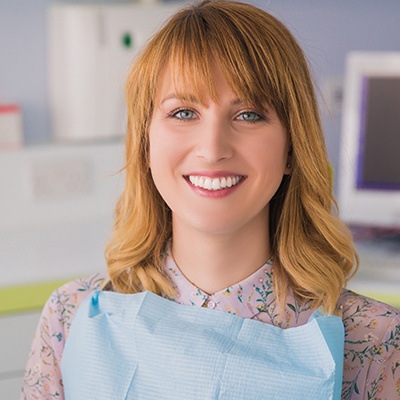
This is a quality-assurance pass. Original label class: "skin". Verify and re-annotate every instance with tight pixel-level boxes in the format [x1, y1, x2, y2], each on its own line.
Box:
[149, 63, 290, 294]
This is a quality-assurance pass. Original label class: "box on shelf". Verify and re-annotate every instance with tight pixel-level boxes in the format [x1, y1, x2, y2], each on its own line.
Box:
[0, 104, 23, 150]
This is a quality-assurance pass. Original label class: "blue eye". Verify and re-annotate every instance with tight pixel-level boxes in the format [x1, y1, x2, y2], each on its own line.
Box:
[172, 109, 196, 120]
[237, 111, 262, 122]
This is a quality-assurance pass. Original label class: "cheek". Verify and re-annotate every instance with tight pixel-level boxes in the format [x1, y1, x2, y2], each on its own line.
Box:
[148, 143, 169, 205]
[148, 125, 183, 201]
[149, 121, 191, 172]
[148, 136, 164, 186]
[247, 136, 288, 171]
[148, 128, 165, 196]
[148, 123, 168, 171]
[149, 134, 176, 174]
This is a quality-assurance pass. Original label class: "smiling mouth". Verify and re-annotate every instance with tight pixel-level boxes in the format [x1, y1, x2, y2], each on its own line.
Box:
[186, 175, 245, 191]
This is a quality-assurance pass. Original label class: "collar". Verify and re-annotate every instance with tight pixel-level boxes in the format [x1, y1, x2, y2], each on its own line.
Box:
[163, 252, 275, 320]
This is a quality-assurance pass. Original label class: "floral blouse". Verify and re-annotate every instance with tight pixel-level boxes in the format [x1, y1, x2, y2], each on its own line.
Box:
[22, 255, 400, 399]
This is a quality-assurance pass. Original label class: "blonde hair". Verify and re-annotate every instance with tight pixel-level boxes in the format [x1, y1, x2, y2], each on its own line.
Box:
[105, 0, 358, 314]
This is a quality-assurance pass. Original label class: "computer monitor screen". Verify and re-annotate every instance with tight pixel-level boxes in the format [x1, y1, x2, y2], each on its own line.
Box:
[357, 76, 400, 190]
[339, 52, 400, 227]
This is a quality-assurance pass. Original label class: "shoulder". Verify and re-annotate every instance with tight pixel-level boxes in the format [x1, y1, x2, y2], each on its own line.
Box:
[339, 288, 399, 345]
[37, 273, 108, 361]
[52, 272, 107, 299]
[22, 273, 107, 399]
[41, 273, 107, 344]
[339, 288, 399, 315]
[44, 273, 108, 337]
[339, 289, 400, 399]
[340, 289, 399, 331]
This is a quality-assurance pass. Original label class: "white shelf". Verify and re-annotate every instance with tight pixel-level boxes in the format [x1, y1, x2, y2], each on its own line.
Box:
[0, 142, 124, 287]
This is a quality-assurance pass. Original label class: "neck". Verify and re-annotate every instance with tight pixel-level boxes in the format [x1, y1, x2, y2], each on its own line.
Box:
[171, 217, 270, 294]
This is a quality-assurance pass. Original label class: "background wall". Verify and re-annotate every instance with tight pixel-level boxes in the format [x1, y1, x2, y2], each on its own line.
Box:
[1, 0, 400, 176]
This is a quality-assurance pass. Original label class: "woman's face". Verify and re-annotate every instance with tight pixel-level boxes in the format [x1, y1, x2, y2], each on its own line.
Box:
[149, 63, 290, 237]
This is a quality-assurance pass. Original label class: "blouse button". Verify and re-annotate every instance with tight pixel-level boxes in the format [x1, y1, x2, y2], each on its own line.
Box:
[207, 300, 216, 309]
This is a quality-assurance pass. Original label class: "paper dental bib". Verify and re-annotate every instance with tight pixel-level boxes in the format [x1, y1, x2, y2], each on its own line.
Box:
[62, 291, 344, 399]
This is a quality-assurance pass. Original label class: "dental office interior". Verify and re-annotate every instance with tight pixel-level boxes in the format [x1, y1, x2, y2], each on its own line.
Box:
[1, 0, 400, 397]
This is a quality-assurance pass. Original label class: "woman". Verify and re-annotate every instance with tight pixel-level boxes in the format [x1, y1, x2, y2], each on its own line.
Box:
[23, 1, 399, 399]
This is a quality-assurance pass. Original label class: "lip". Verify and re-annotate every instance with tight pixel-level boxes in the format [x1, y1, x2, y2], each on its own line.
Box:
[184, 170, 245, 178]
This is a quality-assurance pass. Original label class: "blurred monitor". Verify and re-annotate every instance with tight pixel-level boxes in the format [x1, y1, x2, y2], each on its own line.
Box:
[338, 52, 400, 227]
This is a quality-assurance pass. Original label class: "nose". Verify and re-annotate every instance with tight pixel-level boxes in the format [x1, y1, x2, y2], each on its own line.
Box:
[196, 119, 233, 163]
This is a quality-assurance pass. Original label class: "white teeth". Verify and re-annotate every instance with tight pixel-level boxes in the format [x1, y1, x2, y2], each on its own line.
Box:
[188, 175, 242, 191]
[212, 178, 220, 190]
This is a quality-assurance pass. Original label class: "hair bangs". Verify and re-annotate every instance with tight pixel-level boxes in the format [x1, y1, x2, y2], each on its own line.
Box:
[167, 16, 218, 107]
[148, 3, 282, 113]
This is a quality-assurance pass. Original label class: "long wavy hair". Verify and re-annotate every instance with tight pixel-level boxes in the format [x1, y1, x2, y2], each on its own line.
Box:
[105, 0, 358, 314]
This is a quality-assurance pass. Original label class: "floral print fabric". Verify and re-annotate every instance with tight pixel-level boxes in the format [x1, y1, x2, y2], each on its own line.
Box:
[22, 256, 400, 399]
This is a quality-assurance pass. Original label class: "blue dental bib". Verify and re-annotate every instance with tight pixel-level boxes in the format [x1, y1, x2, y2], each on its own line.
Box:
[62, 290, 344, 399]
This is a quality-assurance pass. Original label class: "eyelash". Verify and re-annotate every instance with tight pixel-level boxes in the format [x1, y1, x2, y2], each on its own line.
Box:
[167, 108, 266, 123]
[236, 111, 265, 123]
[168, 108, 196, 121]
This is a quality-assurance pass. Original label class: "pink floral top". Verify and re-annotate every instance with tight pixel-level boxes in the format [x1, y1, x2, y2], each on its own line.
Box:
[22, 255, 400, 399]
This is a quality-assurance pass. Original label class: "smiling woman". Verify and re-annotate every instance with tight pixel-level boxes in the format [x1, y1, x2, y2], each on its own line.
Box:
[22, 1, 399, 399]
[156, 68, 285, 205]
[148, 62, 290, 292]
[111, 0, 351, 314]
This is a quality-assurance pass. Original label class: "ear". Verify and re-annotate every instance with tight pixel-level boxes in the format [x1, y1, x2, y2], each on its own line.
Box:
[284, 148, 292, 175]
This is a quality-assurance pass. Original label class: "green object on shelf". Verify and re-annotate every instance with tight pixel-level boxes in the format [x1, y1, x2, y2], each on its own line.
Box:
[0, 279, 72, 315]
[122, 32, 133, 48]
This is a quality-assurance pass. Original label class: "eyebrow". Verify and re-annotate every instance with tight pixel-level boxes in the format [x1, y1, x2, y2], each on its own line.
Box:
[160, 93, 246, 106]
